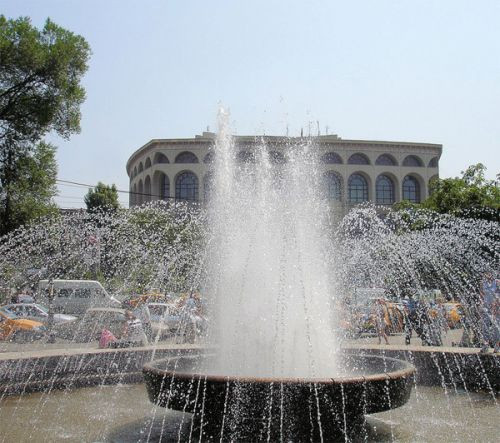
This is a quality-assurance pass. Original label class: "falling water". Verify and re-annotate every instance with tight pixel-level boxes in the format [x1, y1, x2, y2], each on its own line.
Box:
[204, 109, 340, 378]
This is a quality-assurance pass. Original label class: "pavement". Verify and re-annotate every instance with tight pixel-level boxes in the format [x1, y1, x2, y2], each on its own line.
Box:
[0, 328, 478, 356]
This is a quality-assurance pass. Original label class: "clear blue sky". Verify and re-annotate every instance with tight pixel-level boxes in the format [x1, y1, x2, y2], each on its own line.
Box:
[2, 0, 499, 207]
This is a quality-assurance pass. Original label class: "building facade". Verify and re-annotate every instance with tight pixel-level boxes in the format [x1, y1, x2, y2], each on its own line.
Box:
[126, 132, 442, 209]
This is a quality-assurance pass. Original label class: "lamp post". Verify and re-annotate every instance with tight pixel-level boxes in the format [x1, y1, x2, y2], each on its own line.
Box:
[46, 277, 55, 343]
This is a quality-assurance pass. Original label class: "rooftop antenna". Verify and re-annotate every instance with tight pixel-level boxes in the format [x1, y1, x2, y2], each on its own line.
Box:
[286, 124, 289, 137]
[317, 121, 320, 136]
[300, 127, 303, 138]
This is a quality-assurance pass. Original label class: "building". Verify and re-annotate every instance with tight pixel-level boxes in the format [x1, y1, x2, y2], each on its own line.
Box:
[126, 132, 442, 209]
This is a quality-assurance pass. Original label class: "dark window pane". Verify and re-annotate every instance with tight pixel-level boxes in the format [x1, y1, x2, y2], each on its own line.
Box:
[175, 172, 199, 201]
[348, 174, 368, 202]
[376, 175, 395, 204]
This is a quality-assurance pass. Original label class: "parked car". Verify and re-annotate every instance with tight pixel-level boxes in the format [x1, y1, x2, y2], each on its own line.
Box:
[54, 307, 127, 342]
[0, 303, 77, 325]
[37, 280, 121, 314]
[0, 310, 45, 342]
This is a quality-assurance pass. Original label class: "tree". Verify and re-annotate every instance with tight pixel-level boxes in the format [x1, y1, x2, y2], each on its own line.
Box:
[0, 15, 91, 233]
[395, 164, 500, 221]
[0, 141, 58, 234]
[84, 182, 120, 213]
[0, 16, 91, 144]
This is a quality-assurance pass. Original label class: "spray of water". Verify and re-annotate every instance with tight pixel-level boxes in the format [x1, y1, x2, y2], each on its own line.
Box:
[204, 109, 340, 377]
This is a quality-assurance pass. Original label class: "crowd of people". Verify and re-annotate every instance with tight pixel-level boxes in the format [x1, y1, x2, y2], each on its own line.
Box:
[98, 291, 206, 349]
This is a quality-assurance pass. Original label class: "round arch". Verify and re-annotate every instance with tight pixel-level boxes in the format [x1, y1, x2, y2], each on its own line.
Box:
[428, 157, 439, 168]
[137, 179, 144, 205]
[348, 172, 371, 203]
[375, 154, 398, 166]
[402, 155, 424, 167]
[138, 162, 144, 173]
[145, 158, 152, 169]
[175, 170, 199, 201]
[321, 152, 343, 164]
[154, 152, 169, 164]
[144, 175, 152, 202]
[175, 151, 199, 164]
[322, 171, 343, 201]
[402, 173, 425, 203]
[375, 173, 397, 205]
[348, 153, 370, 165]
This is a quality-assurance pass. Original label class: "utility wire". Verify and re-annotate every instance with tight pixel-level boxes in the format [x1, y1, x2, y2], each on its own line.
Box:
[56, 178, 176, 200]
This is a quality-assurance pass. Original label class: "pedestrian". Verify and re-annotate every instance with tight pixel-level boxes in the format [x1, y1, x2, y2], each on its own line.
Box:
[133, 302, 152, 341]
[111, 311, 148, 348]
[373, 299, 389, 345]
[479, 272, 499, 353]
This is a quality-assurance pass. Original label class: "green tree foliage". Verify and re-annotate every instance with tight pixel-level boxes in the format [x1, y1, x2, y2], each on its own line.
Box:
[0, 16, 91, 144]
[395, 164, 499, 221]
[84, 182, 120, 213]
[0, 15, 91, 234]
[0, 141, 58, 233]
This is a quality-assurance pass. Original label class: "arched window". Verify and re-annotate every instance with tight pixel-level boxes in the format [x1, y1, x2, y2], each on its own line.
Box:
[269, 151, 286, 164]
[237, 150, 256, 163]
[175, 172, 199, 201]
[403, 155, 423, 167]
[321, 152, 343, 164]
[144, 176, 151, 202]
[137, 180, 144, 205]
[348, 174, 368, 203]
[375, 154, 397, 166]
[204, 152, 215, 164]
[402, 175, 421, 203]
[348, 153, 370, 165]
[133, 166, 137, 177]
[145, 158, 151, 169]
[154, 152, 169, 164]
[131, 185, 136, 206]
[159, 173, 170, 200]
[175, 151, 199, 163]
[428, 157, 438, 168]
[322, 172, 342, 201]
[376, 175, 395, 205]
[204, 173, 213, 201]
[138, 162, 144, 173]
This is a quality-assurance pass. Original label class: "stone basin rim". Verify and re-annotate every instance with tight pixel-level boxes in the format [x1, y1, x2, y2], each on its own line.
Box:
[142, 354, 416, 385]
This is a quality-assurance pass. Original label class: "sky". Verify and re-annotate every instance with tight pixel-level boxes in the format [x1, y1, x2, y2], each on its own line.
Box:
[2, 0, 499, 208]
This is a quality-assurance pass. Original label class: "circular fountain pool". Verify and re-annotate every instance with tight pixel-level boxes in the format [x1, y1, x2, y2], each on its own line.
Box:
[143, 353, 415, 440]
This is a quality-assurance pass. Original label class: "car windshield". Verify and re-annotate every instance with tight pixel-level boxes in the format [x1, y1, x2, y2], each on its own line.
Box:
[32, 304, 48, 314]
[0, 308, 18, 319]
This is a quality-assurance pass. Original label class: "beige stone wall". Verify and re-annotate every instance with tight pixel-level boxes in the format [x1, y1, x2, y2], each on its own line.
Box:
[126, 134, 441, 208]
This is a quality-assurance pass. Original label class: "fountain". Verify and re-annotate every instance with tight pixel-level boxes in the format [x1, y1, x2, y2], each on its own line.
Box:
[142, 110, 417, 439]
[0, 109, 498, 441]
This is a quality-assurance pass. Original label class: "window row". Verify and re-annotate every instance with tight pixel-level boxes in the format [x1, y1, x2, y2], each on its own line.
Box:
[323, 172, 422, 204]
[132, 171, 425, 205]
[131, 151, 439, 177]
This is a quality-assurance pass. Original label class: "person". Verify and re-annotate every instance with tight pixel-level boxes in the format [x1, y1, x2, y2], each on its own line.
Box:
[373, 299, 389, 345]
[177, 293, 198, 344]
[111, 311, 148, 348]
[99, 329, 116, 348]
[133, 302, 152, 341]
[479, 272, 499, 353]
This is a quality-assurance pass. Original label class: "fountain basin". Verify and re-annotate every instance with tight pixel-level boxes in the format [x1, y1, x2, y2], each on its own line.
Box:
[143, 353, 415, 439]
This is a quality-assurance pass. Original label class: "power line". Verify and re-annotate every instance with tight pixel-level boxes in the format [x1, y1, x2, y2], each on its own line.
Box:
[56, 178, 175, 200]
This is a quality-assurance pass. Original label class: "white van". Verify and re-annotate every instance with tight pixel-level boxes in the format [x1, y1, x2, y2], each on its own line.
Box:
[37, 280, 121, 314]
